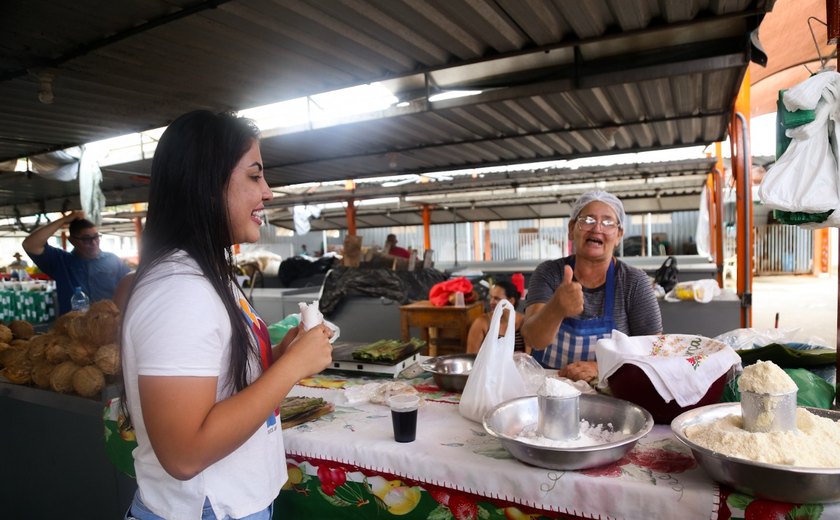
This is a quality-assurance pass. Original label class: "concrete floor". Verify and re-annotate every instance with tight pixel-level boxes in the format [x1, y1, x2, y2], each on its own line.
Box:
[751, 273, 838, 349]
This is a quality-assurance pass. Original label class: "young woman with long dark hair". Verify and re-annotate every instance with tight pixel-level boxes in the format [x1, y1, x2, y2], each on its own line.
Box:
[121, 110, 332, 519]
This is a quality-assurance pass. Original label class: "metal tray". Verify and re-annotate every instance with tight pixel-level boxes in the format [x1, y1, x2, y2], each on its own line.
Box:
[483, 394, 653, 470]
[671, 403, 840, 503]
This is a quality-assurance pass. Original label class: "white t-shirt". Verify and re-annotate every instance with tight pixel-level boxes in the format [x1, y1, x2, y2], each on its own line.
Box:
[122, 251, 286, 520]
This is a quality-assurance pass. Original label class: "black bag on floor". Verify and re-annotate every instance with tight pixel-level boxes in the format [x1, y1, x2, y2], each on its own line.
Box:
[654, 256, 679, 292]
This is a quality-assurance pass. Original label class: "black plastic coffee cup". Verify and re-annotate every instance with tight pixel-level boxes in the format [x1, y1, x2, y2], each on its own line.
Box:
[388, 394, 419, 443]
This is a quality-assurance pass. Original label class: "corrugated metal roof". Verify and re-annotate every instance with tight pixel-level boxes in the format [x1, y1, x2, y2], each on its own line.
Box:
[264, 157, 717, 231]
[0, 0, 773, 221]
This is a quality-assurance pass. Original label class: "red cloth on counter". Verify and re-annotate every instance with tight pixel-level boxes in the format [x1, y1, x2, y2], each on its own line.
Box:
[428, 277, 473, 307]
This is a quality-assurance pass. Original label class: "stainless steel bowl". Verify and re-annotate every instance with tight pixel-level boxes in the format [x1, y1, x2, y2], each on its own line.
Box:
[671, 403, 840, 503]
[420, 353, 476, 392]
[483, 394, 654, 470]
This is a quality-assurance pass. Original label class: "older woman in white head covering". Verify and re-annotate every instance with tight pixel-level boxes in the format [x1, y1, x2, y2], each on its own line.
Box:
[521, 190, 662, 373]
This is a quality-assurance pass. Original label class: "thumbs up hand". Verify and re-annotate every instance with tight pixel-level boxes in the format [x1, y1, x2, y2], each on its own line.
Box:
[553, 265, 584, 318]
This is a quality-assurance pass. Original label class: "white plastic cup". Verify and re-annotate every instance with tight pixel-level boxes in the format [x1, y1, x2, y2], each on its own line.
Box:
[388, 394, 419, 442]
[454, 291, 465, 307]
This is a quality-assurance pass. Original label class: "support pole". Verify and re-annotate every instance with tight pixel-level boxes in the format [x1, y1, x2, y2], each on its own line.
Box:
[828, 0, 840, 407]
[472, 221, 482, 261]
[422, 204, 431, 251]
[483, 222, 492, 261]
[346, 198, 356, 236]
[731, 69, 753, 328]
[133, 216, 143, 257]
[713, 142, 726, 287]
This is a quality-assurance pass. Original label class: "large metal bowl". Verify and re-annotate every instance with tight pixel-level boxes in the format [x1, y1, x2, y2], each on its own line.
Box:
[483, 394, 654, 470]
[420, 353, 476, 392]
[671, 403, 840, 503]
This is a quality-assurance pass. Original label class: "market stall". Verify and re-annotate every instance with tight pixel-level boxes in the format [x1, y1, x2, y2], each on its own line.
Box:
[0, 381, 136, 519]
[274, 373, 839, 520]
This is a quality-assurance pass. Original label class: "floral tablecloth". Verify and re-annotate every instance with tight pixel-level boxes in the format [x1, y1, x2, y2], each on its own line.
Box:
[282, 381, 714, 519]
[101, 371, 840, 519]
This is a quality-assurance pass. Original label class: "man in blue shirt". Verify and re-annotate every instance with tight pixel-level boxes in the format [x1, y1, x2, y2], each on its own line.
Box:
[23, 210, 131, 315]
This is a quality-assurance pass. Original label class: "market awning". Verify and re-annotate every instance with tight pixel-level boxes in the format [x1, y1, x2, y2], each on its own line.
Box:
[0, 0, 774, 223]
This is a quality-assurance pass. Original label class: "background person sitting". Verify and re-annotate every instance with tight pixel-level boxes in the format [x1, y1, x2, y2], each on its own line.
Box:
[384, 233, 411, 259]
[466, 280, 526, 354]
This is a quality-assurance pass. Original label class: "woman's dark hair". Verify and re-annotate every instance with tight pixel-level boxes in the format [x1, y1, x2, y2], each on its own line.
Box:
[494, 280, 520, 306]
[127, 110, 261, 394]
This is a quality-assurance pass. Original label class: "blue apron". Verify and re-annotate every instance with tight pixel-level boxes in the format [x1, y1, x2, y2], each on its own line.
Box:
[533, 258, 616, 369]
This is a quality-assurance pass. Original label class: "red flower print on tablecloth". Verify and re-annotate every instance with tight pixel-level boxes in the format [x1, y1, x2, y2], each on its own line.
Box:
[627, 448, 697, 473]
[580, 456, 631, 477]
[581, 448, 695, 479]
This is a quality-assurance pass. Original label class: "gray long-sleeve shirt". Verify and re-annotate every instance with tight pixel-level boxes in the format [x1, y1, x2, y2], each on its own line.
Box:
[525, 256, 662, 336]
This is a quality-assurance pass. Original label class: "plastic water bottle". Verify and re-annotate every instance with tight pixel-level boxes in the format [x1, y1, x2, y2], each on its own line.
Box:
[71, 286, 89, 312]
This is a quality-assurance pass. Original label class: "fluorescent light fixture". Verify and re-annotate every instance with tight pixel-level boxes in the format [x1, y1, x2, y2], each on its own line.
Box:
[428, 90, 482, 102]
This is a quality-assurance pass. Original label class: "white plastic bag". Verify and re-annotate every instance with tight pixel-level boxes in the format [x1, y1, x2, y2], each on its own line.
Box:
[664, 279, 720, 304]
[758, 79, 840, 213]
[458, 300, 528, 422]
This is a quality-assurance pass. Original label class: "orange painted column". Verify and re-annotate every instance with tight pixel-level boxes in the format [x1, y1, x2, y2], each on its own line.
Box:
[827, 0, 840, 403]
[346, 198, 357, 236]
[483, 223, 492, 261]
[704, 177, 717, 268]
[134, 216, 143, 257]
[713, 143, 725, 286]
[471, 221, 482, 261]
[815, 229, 831, 275]
[730, 70, 753, 328]
[422, 204, 431, 250]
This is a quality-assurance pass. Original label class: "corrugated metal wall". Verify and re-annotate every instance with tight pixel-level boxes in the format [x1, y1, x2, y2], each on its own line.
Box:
[250, 210, 815, 276]
[315, 210, 703, 263]
[755, 224, 813, 274]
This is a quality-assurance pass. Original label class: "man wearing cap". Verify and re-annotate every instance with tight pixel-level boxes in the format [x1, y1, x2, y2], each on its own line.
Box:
[8, 252, 28, 269]
[522, 190, 662, 371]
[22, 210, 131, 315]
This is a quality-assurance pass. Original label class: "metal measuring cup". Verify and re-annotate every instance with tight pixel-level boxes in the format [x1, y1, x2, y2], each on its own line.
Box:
[537, 394, 581, 441]
[740, 389, 798, 433]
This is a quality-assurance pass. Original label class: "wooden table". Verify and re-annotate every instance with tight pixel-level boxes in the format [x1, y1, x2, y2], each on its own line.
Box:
[399, 300, 483, 356]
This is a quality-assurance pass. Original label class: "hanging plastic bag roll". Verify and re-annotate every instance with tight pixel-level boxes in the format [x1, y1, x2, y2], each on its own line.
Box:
[459, 299, 528, 423]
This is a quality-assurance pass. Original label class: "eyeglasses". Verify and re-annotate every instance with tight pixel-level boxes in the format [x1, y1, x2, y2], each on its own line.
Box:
[576, 216, 619, 233]
[72, 234, 101, 243]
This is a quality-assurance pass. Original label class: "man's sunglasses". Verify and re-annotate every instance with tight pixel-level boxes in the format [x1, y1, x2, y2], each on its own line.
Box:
[71, 234, 101, 243]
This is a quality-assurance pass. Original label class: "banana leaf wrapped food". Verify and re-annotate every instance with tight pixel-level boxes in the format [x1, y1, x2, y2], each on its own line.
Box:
[279, 396, 333, 428]
[351, 338, 425, 362]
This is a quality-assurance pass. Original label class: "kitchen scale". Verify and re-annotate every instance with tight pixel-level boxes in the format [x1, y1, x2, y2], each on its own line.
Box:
[328, 341, 429, 379]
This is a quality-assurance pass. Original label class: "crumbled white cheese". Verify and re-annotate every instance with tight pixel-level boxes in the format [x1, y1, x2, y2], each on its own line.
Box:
[738, 360, 797, 394]
[538, 377, 581, 398]
[518, 420, 630, 448]
[685, 408, 840, 468]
